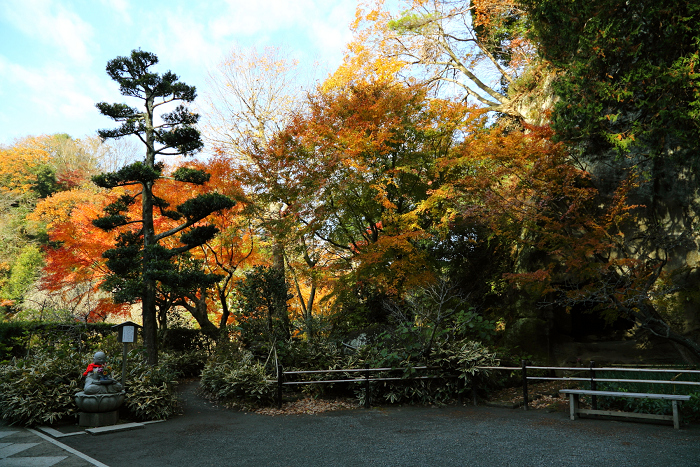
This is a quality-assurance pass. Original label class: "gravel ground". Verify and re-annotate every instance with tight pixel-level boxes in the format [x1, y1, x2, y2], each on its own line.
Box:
[58, 381, 700, 467]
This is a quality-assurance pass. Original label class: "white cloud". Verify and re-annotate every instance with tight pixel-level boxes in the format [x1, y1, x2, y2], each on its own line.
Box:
[99, 0, 132, 25]
[156, 11, 219, 69]
[307, 3, 355, 66]
[0, 53, 118, 142]
[1, 0, 96, 65]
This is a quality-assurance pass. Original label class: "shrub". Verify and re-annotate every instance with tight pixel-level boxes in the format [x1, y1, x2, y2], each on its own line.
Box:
[122, 357, 179, 421]
[0, 339, 180, 426]
[200, 351, 274, 408]
[354, 327, 499, 406]
[0, 321, 114, 363]
[0, 346, 83, 426]
[591, 370, 700, 422]
[160, 349, 209, 379]
[160, 327, 215, 353]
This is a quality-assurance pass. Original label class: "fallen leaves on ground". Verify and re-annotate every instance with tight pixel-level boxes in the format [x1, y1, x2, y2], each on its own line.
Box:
[255, 397, 360, 416]
[487, 380, 578, 410]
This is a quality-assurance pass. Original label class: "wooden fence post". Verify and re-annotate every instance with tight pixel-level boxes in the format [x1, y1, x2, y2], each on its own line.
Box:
[364, 364, 371, 408]
[590, 361, 597, 410]
[277, 364, 283, 409]
[522, 359, 529, 410]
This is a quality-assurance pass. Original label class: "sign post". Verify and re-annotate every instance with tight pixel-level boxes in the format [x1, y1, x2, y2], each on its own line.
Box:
[112, 321, 142, 385]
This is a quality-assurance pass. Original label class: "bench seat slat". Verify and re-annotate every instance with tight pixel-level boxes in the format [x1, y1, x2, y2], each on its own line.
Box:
[561, 389, 688, 429]
[576, 408, 674, 421]
[560, 389, 691, 401]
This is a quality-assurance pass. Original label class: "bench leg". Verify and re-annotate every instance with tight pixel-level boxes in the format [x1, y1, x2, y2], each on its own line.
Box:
[672, 400, 680, 430]
[569, 393, 579, 420]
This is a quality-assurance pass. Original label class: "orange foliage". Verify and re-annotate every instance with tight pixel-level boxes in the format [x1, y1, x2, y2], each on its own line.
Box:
[250, 81, 476, 299]
[0, 136, 52, 195]
[324, 0, 406, 90]
[32, 156, 255, 323]
[31, 186, 132, 321]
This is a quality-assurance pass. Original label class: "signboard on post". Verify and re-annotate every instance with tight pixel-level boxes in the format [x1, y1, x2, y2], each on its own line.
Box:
[112, 321, 142, 385]
[113, 321, 141, 343]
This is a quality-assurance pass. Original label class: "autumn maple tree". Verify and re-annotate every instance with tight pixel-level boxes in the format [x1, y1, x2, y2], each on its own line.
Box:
[0, 134, 109, 316]
[422, 118, 700, 363]
[29, 187, 131, 321]
[245, 80, 474, 328]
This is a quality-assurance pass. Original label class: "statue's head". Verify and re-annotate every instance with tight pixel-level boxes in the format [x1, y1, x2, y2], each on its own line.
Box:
[93, 351, 106, 365]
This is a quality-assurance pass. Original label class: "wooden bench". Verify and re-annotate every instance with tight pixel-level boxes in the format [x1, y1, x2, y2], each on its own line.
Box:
[560, 389, 692, 429]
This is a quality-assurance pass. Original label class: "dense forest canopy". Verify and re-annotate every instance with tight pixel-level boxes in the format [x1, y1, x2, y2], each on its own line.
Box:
[2, 0, 699, 365]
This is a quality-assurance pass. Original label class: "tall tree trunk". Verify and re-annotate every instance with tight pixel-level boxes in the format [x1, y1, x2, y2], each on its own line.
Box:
[180, 290, 220, 340]
[142, 96, 158, 366]
[272, 240, 290, 339]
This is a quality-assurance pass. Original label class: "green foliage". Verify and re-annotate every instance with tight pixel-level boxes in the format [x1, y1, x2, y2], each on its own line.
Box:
[96, 49, 202, 154]
[277, 340, 354, 398]
[160, 327, 216, 353]
[122, 356, 179, 421]
[104, 194, 137, 216]
[523, 0, 700, 158]
[0, 321, 114, 363]
[588, 369, 700, 422]
[180, 225, 220, 247]
[236, 265, 291, 347]
[92, 214, 129, 231]
[177, 193, 235, 221]
[172, 167, 210, 185]
[92, 161, 163, 188]
[93, 49, 223, 365]
[160, 349, 209, 378]
[0, 331, 181, 425]
[200, 350, 274, 408]
[388, 11, 437, 34]
[278, 339, 347, 371]
[0, 347, 83, 426]
[354, 323, 498, 405]
[0, 244, 43, 312]
[29, 165, 60, 198]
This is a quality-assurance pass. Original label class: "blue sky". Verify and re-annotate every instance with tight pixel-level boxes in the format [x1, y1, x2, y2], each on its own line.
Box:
[0, 0, 358, 146]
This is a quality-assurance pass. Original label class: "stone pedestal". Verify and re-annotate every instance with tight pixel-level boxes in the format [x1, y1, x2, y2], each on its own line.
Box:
[79, 410, 119, 427]
[75, 391, 126, 427]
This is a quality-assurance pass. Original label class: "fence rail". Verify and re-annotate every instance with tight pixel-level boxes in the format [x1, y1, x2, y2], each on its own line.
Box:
[273, 361, 699, 411]
[274, 365, 460, 408]
[476, 361, 700, 410]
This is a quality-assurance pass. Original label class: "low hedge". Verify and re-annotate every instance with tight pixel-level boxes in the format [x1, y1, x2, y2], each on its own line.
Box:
[0, 321, 114, 363]
[0, 341, 180, 426]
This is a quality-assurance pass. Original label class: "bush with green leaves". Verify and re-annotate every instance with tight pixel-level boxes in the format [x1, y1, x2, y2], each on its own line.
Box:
[160, 349, 209, 379]
[0, 335, 180, 426]
[589, 370, 700, 422]
[200, 350, 274, 408]
[0, 346, 83, 426]
[354, 328, 498, 406]
[0, 321, 114, 363]
[277, 339, 360, 399]
[122, 355, 179, 421]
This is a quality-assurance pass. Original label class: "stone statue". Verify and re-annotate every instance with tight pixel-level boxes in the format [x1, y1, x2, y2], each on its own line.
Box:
[81, 351, 123, 395]
[75, 351, 126, 426]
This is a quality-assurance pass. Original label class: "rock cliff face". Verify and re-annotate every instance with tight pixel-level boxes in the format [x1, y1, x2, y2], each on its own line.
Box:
[585, 148, 700, 333]
[501, 71, 700, 364]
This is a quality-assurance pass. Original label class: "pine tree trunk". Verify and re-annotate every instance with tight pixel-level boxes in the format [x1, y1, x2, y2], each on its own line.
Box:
[142, 96, 158, 366]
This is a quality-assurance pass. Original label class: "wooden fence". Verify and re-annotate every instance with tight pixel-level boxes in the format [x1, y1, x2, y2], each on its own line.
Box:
[274, 365, 462, 408]
[273, 360, 700, 412]
[477, 360, 700, 410]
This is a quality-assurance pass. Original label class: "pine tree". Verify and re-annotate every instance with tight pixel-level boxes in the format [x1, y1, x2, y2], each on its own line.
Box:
[93, 49, 234, 364]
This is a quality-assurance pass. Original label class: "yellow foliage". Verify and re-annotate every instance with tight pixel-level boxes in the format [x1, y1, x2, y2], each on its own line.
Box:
[0, 136, 52, 195]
